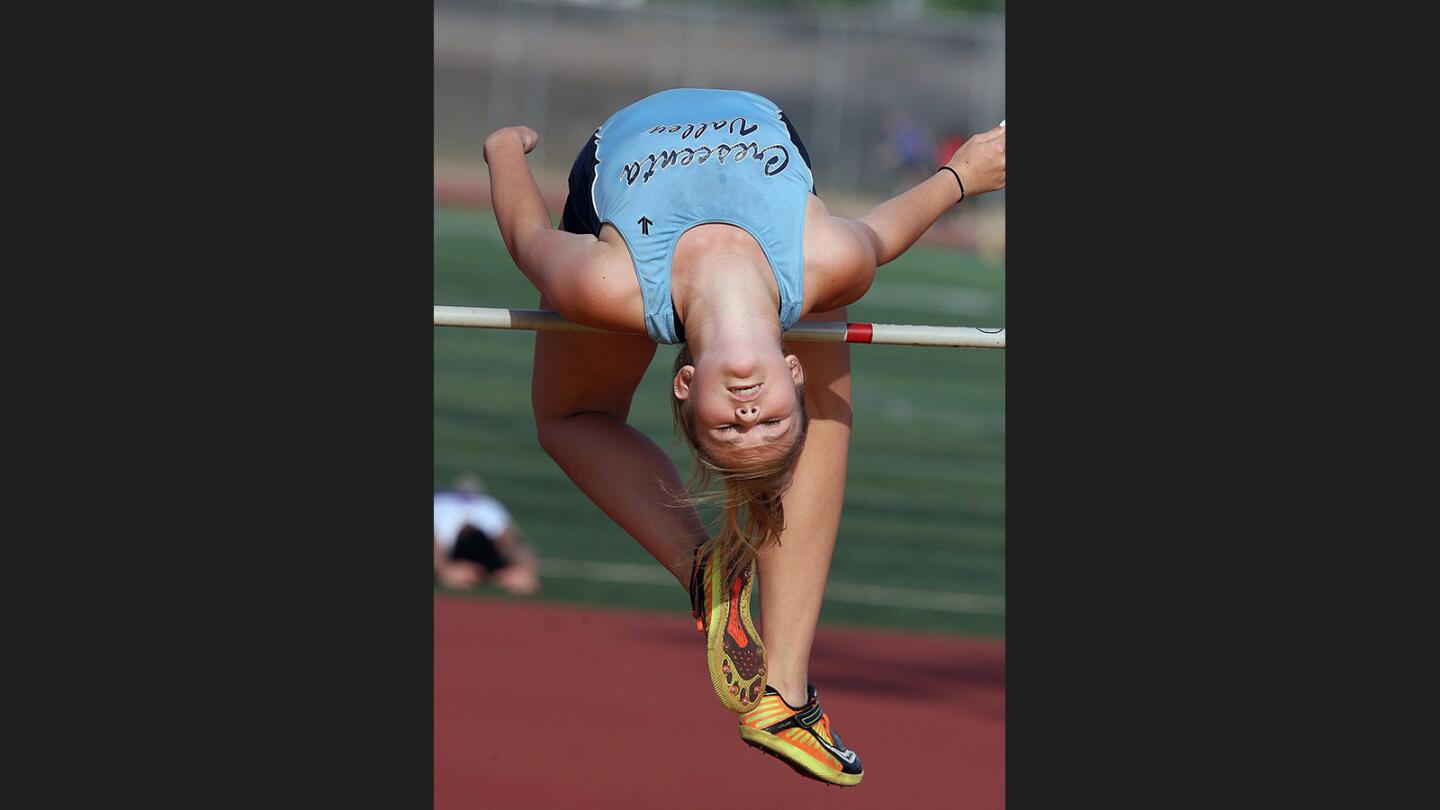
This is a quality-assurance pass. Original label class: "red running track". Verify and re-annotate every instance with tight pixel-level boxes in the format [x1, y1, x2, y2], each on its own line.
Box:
[436, 596, 1005, 809]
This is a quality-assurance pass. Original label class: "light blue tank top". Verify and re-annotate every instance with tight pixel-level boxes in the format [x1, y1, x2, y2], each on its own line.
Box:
[591, 89, 814, 344]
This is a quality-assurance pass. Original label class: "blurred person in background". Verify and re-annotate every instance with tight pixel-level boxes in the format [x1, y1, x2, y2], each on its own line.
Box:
[434, 474, 540, 596]
[875, 109, 938, 194]
[935, 132, 968, 171]
[482, 87, 1004, 786]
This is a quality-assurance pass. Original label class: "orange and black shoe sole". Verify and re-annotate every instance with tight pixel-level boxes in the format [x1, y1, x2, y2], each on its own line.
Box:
[697, 559, 767, 713]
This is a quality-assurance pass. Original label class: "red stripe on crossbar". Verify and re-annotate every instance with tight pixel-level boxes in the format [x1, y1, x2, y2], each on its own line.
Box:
[845, 322, 874, 343]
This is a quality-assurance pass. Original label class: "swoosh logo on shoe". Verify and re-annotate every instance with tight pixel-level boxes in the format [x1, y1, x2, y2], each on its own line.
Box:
[814, 732, 857, 765]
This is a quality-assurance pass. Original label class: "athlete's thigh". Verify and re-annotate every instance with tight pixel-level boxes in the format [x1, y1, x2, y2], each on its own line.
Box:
[531, 293, 659, 421]
[776, 308, 852, 541]
[789, 307, 853, 426]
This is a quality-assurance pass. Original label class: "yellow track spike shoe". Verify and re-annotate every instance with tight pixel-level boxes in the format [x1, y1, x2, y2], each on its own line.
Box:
[739, 684, 864, 787]
[689, 549, 766, 713]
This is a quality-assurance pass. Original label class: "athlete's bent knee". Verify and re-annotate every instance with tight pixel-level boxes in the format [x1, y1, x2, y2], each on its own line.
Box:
[534, 415, 568, 460]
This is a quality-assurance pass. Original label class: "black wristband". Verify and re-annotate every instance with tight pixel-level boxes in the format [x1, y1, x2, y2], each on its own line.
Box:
[938, 166, 965, 203]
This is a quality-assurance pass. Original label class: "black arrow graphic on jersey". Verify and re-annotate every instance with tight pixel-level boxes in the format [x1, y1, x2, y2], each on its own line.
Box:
[637, 216, 653, 236]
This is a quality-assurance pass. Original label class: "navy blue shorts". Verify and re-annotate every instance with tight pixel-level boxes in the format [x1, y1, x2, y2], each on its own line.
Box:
[449, 525, 511, 573]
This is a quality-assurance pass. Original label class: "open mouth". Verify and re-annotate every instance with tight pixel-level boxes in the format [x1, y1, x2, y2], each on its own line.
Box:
[728, 382, 763, 401]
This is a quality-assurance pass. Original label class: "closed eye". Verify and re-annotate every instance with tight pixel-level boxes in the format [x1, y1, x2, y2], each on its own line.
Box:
[717, 420, 782, 432]
[717, 415, 789, 435]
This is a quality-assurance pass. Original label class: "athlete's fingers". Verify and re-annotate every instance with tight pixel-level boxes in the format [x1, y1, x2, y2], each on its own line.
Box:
[517, 126, 540, 153]
[974, 124, 1007, 143]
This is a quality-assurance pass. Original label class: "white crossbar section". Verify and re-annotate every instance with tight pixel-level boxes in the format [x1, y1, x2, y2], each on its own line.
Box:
[434, 306, 1005, 349]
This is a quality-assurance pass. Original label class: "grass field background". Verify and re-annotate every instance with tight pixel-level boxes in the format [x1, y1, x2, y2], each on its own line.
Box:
[434, 205, 1004, 637]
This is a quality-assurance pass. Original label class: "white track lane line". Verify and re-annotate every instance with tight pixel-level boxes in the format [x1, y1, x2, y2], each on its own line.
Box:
[537, 557, 1005, 616]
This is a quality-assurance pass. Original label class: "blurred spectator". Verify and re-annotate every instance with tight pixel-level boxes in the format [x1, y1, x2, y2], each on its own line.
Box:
[875, 110, 937, 193]
[434, 474, 540, 596]
[935, 132, 968, 169]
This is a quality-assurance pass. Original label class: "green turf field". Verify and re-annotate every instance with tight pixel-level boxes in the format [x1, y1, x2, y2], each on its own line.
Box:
[434, 205, 1005, 637]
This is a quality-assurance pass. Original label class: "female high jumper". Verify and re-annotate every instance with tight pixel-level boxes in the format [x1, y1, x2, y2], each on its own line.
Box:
[482, 87, 1004, 786]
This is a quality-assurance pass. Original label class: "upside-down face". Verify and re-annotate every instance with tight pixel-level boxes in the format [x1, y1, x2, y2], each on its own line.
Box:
[673, 348, 805, 468]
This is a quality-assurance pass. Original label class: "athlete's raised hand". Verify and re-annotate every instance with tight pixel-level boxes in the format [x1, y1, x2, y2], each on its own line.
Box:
[945, 124, 1006, 199]
[484, 125, 540, 162]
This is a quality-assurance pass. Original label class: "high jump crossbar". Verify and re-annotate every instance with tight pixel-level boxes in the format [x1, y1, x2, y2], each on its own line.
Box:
[434, 306, 1005, 349]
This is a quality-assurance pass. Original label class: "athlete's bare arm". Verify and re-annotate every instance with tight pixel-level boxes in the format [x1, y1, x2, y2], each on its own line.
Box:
[801, 196, 879, 313]
[802, 124, 1006, 312]
[483, 126, 641, 333]
[858, 124, 1005, 265]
